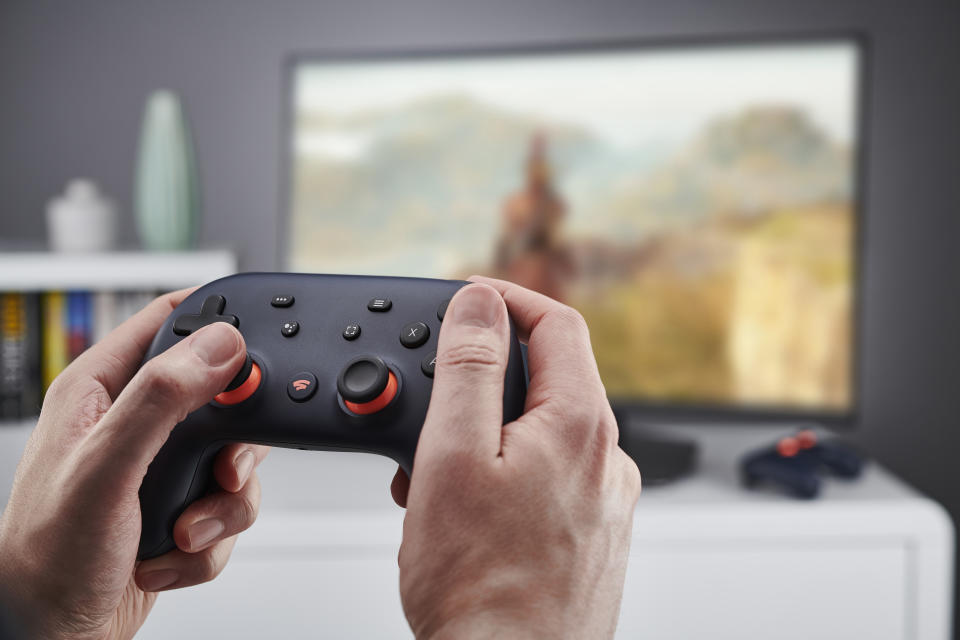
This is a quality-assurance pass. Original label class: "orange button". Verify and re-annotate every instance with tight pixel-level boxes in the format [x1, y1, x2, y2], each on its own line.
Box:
[777, 437, 800, 458]
[214, 362, 262, 405]
[344, 371, 398, 415]
[796, 429, 818, 449]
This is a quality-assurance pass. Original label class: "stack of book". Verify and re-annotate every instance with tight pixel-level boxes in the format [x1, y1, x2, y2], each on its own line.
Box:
[0, 290, 161, 421]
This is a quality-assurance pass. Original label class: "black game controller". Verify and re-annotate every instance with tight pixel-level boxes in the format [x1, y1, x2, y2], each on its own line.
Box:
[136, 273, 527, 560]
[740, 430, 864, 499]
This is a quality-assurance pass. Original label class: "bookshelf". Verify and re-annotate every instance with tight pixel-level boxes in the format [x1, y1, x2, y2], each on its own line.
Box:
[0, 250, 237, 291]
[0, 250, 238, 424]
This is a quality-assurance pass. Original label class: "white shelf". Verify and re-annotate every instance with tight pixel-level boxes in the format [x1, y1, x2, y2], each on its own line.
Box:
[0, 250, 238, 291]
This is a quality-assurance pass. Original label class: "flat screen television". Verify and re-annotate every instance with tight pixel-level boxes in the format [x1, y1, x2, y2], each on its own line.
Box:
[283, 35, 865, 429]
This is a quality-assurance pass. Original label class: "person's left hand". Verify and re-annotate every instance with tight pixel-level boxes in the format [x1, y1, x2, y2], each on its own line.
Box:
[0, 288, 269, 639]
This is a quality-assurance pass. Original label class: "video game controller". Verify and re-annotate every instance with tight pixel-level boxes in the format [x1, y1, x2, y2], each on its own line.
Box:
[136, 273, 528, 559]
[740, 430, 864, 499]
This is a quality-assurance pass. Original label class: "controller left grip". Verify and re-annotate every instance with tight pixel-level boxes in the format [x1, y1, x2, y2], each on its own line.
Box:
[138, 428, 224, 560]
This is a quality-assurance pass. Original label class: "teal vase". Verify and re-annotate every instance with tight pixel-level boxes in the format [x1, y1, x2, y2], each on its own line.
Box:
[134, 90, 199, 251]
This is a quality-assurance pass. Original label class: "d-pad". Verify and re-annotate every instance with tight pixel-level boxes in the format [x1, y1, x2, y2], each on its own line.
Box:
[173, 295, 239, 336]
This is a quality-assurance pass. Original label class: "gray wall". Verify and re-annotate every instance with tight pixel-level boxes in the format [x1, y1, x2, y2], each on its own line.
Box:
[2, 0, 959, 624]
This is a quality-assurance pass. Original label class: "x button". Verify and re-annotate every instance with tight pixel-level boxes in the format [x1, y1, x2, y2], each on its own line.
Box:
[173, 295, 240, 336]
[399, 321, 429, 349]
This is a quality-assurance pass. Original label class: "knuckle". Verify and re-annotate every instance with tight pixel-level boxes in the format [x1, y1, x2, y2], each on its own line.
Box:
[139, 362, 188, 404]
[136, 363, 191, 422]
[196, 548, 224, 583]
[548, 304, 589, 338]
[438, 341, 503, 373]
[595, 411, 620, 450]
[236, 488, 260, 530]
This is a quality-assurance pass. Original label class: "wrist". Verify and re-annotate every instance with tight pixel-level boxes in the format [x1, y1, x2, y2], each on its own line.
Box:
[422, 610, 558, 640]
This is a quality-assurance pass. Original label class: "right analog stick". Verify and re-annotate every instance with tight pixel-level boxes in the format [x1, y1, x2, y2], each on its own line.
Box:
[338, 356, 398, 415]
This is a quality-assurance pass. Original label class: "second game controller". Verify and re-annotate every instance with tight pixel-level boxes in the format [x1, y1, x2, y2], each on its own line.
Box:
[136, 273, 527, 559]
[741, 430, 864, 499]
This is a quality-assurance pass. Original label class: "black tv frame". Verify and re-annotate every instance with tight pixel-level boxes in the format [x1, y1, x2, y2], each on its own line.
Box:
[278, 31, 870, 430]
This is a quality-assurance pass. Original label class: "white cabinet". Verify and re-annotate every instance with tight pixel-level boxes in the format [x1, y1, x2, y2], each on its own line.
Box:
[0, 424, 951, 639]
[135, 427, 953, 640]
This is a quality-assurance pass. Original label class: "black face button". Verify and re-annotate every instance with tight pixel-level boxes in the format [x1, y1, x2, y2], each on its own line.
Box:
[287, 371, 318, 402]
[421, 351, 437, 378]
[437, 299, 449, 321]
[343, 323, 361, 340]
[271, 295, 295, 308]
[400, 322, 430, 348]
[173, 295, 239, 336]
[337, 356, 389, 404]
[281, 321, 299, 337]
[367, 298, 392, 312]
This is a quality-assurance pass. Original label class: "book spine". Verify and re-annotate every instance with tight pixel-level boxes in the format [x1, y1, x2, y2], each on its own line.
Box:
[20, 294, 42, 418]
[0, 293, 27, 421]
[42, 292, 68, 394]
[66, 291, 92, 361]
[92, 291, 117, 345]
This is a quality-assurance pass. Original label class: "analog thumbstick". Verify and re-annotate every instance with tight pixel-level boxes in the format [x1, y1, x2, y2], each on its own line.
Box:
[214, 354, 261, 405]
[337, 356, 398, 415]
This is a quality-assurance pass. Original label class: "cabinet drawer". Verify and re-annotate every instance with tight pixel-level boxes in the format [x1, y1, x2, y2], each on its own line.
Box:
[617, 542, 908, 639]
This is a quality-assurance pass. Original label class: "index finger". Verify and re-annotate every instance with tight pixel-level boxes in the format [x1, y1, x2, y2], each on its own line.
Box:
[66, 287, 197, 400]
[467, 275, 605, 412]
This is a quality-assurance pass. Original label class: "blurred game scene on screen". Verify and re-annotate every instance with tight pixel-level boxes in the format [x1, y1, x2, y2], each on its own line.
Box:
[287, 40, 860, 412]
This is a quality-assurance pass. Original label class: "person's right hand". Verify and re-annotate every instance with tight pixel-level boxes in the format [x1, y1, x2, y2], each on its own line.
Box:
[392, 277, 642, 639]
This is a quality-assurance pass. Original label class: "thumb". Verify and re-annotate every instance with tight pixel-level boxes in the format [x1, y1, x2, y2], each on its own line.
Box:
[90, 322, 247, 475]
[417, 283, 510, 466]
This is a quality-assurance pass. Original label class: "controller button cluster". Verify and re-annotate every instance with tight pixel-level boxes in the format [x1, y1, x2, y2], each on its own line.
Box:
[281, 321, 300, 337]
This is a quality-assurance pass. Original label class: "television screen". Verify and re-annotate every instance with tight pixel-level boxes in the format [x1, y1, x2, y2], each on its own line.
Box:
[286, 38, 861, 415]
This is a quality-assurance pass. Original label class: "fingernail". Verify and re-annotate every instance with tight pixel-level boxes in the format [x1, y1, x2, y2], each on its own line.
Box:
[186, 517, 225, 550]
[235, 450, 255, 486]
[139, 568, 179, 592]
[190, 323, 240, 366]
[450, 285, 501, 328]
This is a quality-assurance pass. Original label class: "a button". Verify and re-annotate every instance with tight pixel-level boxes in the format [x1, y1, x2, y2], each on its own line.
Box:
[214, 362, 261, 405]
[281, 321, 299, 337]
[343, 323, 361, 340]
[173, 295, 239, 336]
[437, 299, 449, 321]
[421, 351, 437, 378]
[271, 295, 295, 308]
[367, 298, 392, 312]
[400, 321, 429, 348]
[287, 371, 318, 402]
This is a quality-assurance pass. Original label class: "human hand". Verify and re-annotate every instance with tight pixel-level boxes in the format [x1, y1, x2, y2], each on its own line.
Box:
[392, 277, 642, 639]
[0, 290, 269, 639]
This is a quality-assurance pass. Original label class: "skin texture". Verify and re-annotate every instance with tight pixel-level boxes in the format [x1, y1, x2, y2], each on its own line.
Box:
[0, 289, 269, 639]
[392, 278, 642, 640]
[0, 278, 641, 639]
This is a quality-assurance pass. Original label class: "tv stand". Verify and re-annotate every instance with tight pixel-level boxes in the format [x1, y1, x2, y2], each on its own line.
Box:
[615, 416, 698, 485]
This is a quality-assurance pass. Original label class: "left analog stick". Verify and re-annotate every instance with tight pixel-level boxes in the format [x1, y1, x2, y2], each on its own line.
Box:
[214, 355, 261, 405]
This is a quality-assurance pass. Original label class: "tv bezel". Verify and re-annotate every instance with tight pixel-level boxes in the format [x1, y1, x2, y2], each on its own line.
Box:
[278, 31, 870, 429]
